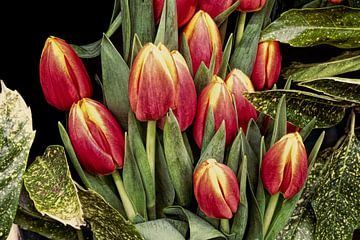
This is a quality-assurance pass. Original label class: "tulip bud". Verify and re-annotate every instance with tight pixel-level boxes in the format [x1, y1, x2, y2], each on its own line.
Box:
[251, 40, 282, 90]
[39, 36, 92, 111]
[261, 132, 308, 199]
[193, 76, 237, 148]
[194, 159, 240, 219]
[153, 0, 197, 27]
[328, 0, 343, 4]
[69, 98, 125, 175]
[237, 0, 266, 12]
[129, 43, 178, 121]
[198, 0, 235, 18]
[182, 10, 222, 75]
[225, 69, 258, 131]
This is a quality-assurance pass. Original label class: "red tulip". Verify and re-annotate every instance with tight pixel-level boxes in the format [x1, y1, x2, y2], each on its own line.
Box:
[129, 43, 178, 121]
[153, 0, 197, 27]
[193, 76, 237, 148]
[194, 159, 240, 219]
[69, 98, 125, 175]
[251, 40, 282, 90]
[261, 132, 308, 199]
[198, 0, 235, 18]
[328, 0, 343, 4]
[225, 69, 258, 132]
[237, 0, 266, 12]
[39, 36, 92, 111]
[182, 10, 222, 75]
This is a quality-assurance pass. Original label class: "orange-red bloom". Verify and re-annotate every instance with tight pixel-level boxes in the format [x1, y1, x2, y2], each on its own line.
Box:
[194, 159, 240, 219]
[237, 0, 266, 12]
[261, 132, 308, 199]
[39, 36, 92, 111]
[198, 0, 234, 18]
[153, 0, 197, 27]
[129, 43, 178, 121]
[251, 40, 282, 90]
[69, 98, 125, 175]
[225, 69, 258, 131]
[193, 76, 237, 148]
[182, 10, 222, 75]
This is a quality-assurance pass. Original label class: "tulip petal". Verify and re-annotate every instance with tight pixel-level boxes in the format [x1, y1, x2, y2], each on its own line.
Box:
[216, 164, 240, 213]
[266, 41, 282, 90]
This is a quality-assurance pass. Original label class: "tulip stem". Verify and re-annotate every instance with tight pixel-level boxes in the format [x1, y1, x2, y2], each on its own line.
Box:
[263, 192, 280, 236]
[235, 12, 247, 47]
[112, 171, 137, 222]
[146, 120, 156, 185]
[220, 219, 230, 234]
[76, 230, 84, 240]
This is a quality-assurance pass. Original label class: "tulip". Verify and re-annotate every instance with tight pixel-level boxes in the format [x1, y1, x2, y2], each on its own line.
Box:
[328, 0, 343, 3]
[39, 36, 92, 111]
[225, 69, 258, 131]
[193, 76, 237, 148]
[129, 43, 178, 121]
[251, 40, 282, 90]
[198, 0, 235, 18]
[153, 0, 197, 27]
[261, 132, 308, 199]
[182, 10, 222, 75]
[238, 0, 266, 12]
[68, 98, 125, 175]
[194, 159, 240, 219]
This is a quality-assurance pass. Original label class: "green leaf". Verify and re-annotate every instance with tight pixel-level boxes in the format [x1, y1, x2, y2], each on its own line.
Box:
[129, 0, 155, 44]
[0, 81, 35, 239]
[312, 113, 360, 240]
[349, 0, 360, 7]
[164, 206, 227, 240]
[77, 186, 144, 240]
[130, 34, 143, 66]
[299, 77, 360, 104]
[241, 130, 259, 193]
[163, 110, 193, 207]
[135, 219, 185, 240]
[23, 146, 85, 229]
[194, 63, 211, 95]
[101, 35, 130, 129]
[121, 0, 131, 62]
[180, 33, 193, 76]
[201, 107, 215, 154]
[282, 50, 360, 82]
[299, 117, 317, 141]
[261, 6, 360, 48]
[71, 40, 102, 59]
[154, 0, 178, 50]
[218, 34, 233, 79]
[246, 119, 262, 161]
[226, 131, 241, 173]
[14, 211, 77, 240]
[214, 1, 240, 26]
[270, 95, 287, 146]
[243, 90, 348, 128]
[230, 0, 276, 76]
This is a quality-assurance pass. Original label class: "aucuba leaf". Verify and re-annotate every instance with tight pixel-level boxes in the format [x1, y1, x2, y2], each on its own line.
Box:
[218, 34, 233, 79]
[226, 131, 242, 173]
[129, 0, 155, 44]
[0, 82, 35, 239]
[135, 219, 185, 240]
[270, 95, 287, 147]
[120, 0, 131, 62]
[214, 1, 240, 26]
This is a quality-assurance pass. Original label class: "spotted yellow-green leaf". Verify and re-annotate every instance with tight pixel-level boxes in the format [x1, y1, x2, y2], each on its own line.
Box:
[312, 113, 360, 240]
[243, 90, 349, 128]
[77, 186, 144, 240]
[0, 81, 35, 239]
[261, 6, 360, 49]
[23, 146, 85, 229]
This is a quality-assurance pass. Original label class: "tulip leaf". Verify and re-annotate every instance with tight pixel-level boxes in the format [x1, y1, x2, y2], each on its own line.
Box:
[194, 62, 211, 95]
[77, 186, 144, 240]
[257, 137, 267, 217]
[230, 0, 276, 76]
[243, 90, 349, 129]
[0, 82, 35, 239]
[282, 50, 360, 82]
[270, 95, 287, 147]
[154, 0, 178, 51]
[241, 130, 259, 193]
[246, 119, 263, 161]
[120, 0, 131, 62]
[130, 34, 143, 66]
[214, 1, 240, 26]
[101, 35, 130, 129]
[218, 34, 233, 79]
[58, 122, 126, 215]
[135, 219, 185, 240]
[201, 107, 215, 154]
[299, 117, 317, 141]
[163, 206, 227, 240]
[180, 33, 193, 76]
[312, 114, 360, 240]
[261, 6, 360, 49]
[226, 131, 242, 173]
[23, 146, 85, 229]
[14, 211, 77, 240]
[299, 77, 360, 104]
[163, 110, 193, 207]
[129, 0, 155, 44]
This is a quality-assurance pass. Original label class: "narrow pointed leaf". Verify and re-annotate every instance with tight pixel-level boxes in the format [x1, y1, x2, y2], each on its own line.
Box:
[130, 34, 143, 66]
[201, 107, 215, 154]
[121, 0, 131, 62]
[218, 34, 233, 79]
[227, 131, 241, 173]
[129, 0, 155, 43]
[180, 33, 193, 76]
[194, 63, 211, 95]
[270, 95, 287, 147]
[155, 0, 178, 50]
[214, 1, 240, 26]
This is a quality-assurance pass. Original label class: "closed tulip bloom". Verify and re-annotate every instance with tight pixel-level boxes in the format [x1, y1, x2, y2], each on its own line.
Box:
[198, 0, 235, 18]
[261, 132, 308, 199]
[238, 0, 266, 12]
[194, 159, 240, 219]
[39, 36, 92, 111]
[69, 98, 125, 175]
[129, 43, 178, 121]
[193, 76, 237, 148]
[153, 0, 197, 27]
[225, 69, 258, 131]
[251, 40, 282, 90]
[182, 10, 222, 75]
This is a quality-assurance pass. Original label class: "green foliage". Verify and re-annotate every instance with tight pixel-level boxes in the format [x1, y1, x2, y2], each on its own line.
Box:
[135, 219, 185, 240]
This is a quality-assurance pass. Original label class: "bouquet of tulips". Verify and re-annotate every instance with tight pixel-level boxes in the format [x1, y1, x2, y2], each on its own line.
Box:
[2, 0, 360, 239]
